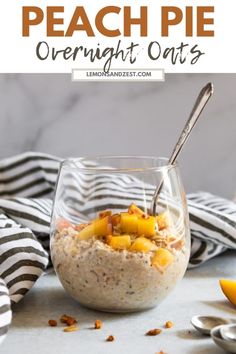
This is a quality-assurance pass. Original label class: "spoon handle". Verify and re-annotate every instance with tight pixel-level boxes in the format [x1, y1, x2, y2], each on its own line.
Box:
[150, 82, 214, 216]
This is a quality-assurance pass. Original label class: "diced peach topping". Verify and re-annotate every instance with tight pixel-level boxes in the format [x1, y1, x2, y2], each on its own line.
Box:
[120, 213, 138, 233]
[107, 235, 131, 250]
[151, 248, 174, 270]
[57, 203, 183, 258]
[156, 213, 169, 230]
[137, 216, 156, 237]
[77, 216, 112, 240]
[130, 237, 157, 253]
[128, 203, 146, 217]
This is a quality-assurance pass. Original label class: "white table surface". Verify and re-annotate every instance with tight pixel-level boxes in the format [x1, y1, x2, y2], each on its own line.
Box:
[2, 251, 236, 354]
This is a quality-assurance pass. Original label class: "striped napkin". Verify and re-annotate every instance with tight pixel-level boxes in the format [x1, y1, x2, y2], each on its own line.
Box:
[0, 152, 235, 343]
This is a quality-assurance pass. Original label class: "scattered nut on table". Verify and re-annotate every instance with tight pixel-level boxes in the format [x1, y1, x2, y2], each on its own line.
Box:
[165, 321, 173, 329]
[48, 319, 57, 327]
[106, 335, 115, 342]
[60, 314, 77, 326]
[94, 320, 102, 329]
[146, 329, 162, 336]
[63, 325, 79, 332]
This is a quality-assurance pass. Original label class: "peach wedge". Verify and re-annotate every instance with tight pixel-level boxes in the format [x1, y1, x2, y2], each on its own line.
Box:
[220, 279, 236, 306]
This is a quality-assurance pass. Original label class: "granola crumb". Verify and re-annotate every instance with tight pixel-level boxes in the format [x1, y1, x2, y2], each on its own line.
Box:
[94, 320, 102, 329]
[48, 319, 57, 327]
[66, 318, 77, 326]
[146, 329, 162, 336]
[106, 335, 115, 342]
[63, 325, 79, 332]
[60, 314, 77, 326]
[165, 321, 173, 329]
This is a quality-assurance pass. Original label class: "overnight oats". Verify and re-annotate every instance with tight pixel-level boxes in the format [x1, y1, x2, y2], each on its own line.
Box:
[51, 156, 190, 312]
[51, 203, 189, 312]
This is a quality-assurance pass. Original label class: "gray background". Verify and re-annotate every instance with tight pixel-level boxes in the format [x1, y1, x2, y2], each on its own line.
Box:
[0, 74, 235, 198]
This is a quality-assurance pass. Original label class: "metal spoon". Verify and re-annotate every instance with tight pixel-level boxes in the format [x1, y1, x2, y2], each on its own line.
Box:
[150, 82, 214, 216]
[220, 324, 236, 341]
[191, 315, 232, 336]
[211, 325, 236, 353]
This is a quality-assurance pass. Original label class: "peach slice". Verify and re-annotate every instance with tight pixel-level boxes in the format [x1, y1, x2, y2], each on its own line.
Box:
[107, 235, 131, 250]
[137, 216, 156, 237]
[130, 237, 157, 253]
[151, 248, 174, 270]
[220, 279, 236, 306]
[77, 216, 112, 240]
[120, 213, 138, 233]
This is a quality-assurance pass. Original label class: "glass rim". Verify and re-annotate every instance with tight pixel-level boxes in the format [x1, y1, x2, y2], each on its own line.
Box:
[61, 156, 178, 173]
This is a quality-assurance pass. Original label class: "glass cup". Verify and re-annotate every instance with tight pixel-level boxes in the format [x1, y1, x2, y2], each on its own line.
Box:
[50, 156, 190, 312]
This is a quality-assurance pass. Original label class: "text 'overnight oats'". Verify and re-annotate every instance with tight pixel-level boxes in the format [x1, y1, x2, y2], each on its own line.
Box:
[51, 204, 189, 312]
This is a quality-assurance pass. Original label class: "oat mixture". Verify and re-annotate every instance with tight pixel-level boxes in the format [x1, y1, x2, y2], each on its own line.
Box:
[51, 204, 189, 312]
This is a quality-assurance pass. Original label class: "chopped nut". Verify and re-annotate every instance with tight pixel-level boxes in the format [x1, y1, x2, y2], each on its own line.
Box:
[60, 314, 77, 326]
[106, 335, 115, 342]
[66, 318, 77, 326]
[99, 210, 112, 219]
[170, 239, 185, 250]
[94, 320, 102, 329]
[63, 325, 79, 332]
[111, 214, 121, 227]
[146, 329, 162, 336]
[75, 223, 88, 232]
[165, 321, 173, 329]
[48, 319, 57, 327]
[60, 314, 68, 323]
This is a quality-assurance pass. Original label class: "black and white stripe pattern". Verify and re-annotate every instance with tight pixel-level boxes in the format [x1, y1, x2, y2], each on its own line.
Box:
[188, 192, 236, 267]
[0, 152, 235, 342]
[0, 278, 11, 345]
